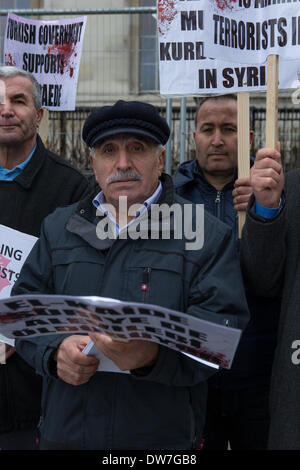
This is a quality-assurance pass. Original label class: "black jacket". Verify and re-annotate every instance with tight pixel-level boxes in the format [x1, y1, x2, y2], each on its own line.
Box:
[0, 135, 89, 433]
[13, 174, 249, 449]
[173, 160, 280, 389]
[241, 171, 300, 449]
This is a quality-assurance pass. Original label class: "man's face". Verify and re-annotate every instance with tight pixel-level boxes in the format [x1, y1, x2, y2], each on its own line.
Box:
[193, 98, 238, 179]
[0, 75, 43, 148]
[90, 134, 165, 209]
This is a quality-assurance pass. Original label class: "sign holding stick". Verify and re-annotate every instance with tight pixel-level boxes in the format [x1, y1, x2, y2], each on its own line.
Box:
[237, 92, 250, 238]
[266, 55, 279, 150]
[38, 108, 49, 146]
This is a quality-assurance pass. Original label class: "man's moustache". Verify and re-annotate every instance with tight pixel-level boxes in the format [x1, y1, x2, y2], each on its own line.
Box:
[106, 171, 143, 184]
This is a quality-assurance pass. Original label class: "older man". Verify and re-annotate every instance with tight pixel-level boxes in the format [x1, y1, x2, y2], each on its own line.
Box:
[12, 100, 249, 450]
[0, 66, 89, 450]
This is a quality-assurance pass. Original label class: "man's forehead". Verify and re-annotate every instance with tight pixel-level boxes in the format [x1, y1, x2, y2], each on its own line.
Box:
[197, 100, 237, 125]
[1, 75, 33, 95]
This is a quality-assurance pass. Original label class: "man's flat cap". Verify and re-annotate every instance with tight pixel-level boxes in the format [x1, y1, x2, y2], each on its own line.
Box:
[82, 100, 170, 148]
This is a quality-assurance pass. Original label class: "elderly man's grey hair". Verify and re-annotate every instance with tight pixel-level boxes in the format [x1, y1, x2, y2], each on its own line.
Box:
[0, 66, 42, 110]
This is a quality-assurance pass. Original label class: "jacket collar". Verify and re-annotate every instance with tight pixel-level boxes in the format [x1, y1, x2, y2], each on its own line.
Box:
[67, 173, 176, 250]
[174, 159, 237, 192]
[13, 135, 46, 189]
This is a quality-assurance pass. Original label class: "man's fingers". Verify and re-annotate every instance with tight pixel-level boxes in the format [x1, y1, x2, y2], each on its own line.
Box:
[255, 148, 281, 165]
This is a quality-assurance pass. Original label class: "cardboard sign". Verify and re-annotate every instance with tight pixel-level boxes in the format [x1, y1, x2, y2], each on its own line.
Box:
[158, 0, 300, 95]
[4, 13, 87, 110]
[0, 225, 37, 299]
[0, 225, 37, 345]
[204, 0, 300, 63]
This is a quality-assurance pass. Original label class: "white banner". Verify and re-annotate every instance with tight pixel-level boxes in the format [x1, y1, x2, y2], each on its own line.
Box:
[4, 13, 87, 110]
[0, 294, 242, 369]
[203, 0, 300, 63]
[0, 225, 37, 345]
[158, 0, 300, 95]
[0, 225, 37, 299]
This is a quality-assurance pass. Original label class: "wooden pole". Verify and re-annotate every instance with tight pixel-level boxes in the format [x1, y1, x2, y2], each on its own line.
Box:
[237, 92, 250, 238]
[38, 108, 49, 147]
[266, 54, 279, 149]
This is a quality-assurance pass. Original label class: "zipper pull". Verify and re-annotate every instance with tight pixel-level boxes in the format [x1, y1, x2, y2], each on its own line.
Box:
[215, 190, 222, 204]
[141, 267, 151, 292]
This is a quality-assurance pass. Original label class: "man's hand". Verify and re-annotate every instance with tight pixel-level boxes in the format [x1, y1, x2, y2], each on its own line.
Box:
[250, 148, 284, 208]
[89, 333, 159, 371]
[54, 335, 99, 386]
[232, 177, 253, 212]
[5, 344, 15, 360]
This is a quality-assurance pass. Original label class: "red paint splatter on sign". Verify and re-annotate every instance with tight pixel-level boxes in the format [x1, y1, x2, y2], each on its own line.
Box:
[157, 0, 177, 36]
[48, 43, 77, 78]
[214, 0, 237, 11]
[0, 255, 12, 293]
[4, 54, 16, 67]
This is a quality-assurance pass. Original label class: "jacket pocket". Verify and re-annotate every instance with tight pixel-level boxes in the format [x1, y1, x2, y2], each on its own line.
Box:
[123, 250, 186, 311]
[51, 247, 104, 296]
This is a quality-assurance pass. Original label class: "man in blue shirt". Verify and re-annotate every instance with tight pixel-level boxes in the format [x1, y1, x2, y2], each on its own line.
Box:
[239, 148, 300, 450]
[0, 66, 89, 450]
[174, 94, 280, 450]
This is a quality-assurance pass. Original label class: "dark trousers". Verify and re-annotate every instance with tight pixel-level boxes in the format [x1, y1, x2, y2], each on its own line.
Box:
[202, 385, 270, 450]
[0, 428, 39, 450]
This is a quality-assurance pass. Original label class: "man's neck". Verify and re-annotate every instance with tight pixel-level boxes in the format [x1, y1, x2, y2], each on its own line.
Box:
[0, 138, 37, 170]
[202, 170, 234, 191]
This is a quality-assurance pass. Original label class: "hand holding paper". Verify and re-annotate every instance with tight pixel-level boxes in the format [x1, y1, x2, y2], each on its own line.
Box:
[89, 333, 159, 372]
[54, 335, 99, 386]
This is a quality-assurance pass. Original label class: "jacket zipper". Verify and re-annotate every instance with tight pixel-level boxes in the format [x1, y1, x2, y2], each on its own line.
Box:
[215, 190, 222, 219]
[141, 267, 151, 303]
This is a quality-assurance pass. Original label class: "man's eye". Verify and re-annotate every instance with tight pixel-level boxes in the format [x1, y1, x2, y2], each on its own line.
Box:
[132, 145, 143, 151]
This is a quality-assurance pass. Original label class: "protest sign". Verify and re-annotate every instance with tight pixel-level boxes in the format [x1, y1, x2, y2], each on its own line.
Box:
[0, 225, 37, 299]
[0, 225, 37, 345]
[0, 294, 242, 369]
[4, 13, 87, 110]
[203, 0, 300, 64]
[158, 0, 300, 95]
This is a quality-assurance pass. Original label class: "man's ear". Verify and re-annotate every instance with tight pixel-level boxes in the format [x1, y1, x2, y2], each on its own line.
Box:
[158, 149, 166, 175]
[36, 108, 44, 128]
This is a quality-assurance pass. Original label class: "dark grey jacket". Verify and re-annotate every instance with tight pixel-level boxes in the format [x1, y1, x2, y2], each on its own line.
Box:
[240, 169, 300, 450]
[13, 174, 249, 450]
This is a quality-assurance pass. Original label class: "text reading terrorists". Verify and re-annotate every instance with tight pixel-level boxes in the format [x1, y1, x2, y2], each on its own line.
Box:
[213, 15, 289, 50]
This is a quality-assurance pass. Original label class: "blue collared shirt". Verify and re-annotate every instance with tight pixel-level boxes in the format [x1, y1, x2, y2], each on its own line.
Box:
[255, 197, 283, 219]
[0, 143, 37, 181]
[93, 181, 162, 235]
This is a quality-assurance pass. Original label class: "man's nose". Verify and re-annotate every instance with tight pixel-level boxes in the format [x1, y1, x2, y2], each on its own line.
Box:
[0, 101, 14, 117]
[117, 148, 132, 169]
[211, 129, 224, 146]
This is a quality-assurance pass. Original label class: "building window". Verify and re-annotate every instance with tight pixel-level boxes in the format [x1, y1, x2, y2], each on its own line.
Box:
[140, 0, 158, 92]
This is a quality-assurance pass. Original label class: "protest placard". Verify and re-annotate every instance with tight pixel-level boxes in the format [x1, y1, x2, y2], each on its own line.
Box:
[0, 294, 242, 369]
[3, 13, 87, 110]
[0, 225, 37, 346]
[203, 0, 300, 64]
[158, 0, 300, 95]
[0, 225, 37, 300]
